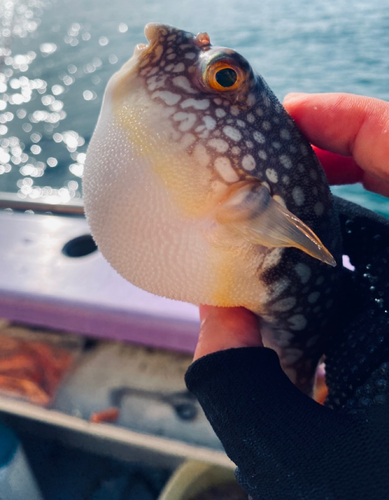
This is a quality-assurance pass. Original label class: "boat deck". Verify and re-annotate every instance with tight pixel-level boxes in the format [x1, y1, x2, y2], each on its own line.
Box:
[0, 208, 233, 499]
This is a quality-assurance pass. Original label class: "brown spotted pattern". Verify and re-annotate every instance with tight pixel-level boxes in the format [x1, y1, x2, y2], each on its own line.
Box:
[87, 24, 343, 394]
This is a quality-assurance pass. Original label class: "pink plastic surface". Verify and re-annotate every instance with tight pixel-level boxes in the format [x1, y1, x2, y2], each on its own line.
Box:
[0, 211, 199, 353]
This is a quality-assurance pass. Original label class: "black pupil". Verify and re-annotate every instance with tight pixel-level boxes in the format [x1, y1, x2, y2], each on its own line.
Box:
[215, 68, 237, 88]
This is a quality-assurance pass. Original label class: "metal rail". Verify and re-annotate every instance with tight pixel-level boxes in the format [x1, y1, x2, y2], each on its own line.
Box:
[0, 192, 85, 216]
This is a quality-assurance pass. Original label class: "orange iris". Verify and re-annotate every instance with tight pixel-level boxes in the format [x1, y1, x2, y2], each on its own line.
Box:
[205, 61, 243, 92]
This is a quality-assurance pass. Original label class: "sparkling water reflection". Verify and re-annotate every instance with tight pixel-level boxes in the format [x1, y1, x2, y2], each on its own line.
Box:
[0, 0, 388, 214]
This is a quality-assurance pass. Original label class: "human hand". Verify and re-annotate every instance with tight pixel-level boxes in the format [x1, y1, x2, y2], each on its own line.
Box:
[194, 306, 261, 360]
[194, 93, 389, 362]
[284, 92, 389, 196]
[187, 93, 389, 499]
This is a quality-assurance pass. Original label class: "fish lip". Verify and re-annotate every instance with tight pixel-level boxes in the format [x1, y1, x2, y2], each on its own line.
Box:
[134, 43, 148, 56]
[144, 22, 161, 44]
[137, 22, 163, 56]
[132, 23, 162, 57]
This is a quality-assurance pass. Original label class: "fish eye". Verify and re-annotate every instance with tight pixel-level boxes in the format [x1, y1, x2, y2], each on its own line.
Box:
[204, 60, 242, 92]
[215, 68, 237, 88]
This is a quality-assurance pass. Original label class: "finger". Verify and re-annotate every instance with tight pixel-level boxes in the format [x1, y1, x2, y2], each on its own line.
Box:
[313, 146, 389, 198]
[193, 305, 262, 361]
[360, 171, 389, 198]
[311, 147, 363, 185]
[283, 93, 389, 196]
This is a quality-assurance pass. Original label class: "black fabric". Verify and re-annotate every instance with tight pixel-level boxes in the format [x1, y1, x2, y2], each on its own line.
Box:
[185, 197, 389, 500]
[325, 197, 389, 410]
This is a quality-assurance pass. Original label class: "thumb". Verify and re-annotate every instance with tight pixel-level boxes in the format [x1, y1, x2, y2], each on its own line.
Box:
[193, 305, 262, 361]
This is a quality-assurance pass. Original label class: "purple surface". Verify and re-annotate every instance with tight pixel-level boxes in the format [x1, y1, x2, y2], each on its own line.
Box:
[0, 211, 199, 353]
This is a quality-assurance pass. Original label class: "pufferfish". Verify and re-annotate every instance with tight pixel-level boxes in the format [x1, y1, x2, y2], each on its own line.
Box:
[83, 23, 342, 394]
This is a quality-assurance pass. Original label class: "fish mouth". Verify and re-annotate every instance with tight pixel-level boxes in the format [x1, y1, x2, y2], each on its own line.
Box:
[133, 23, 162, 56]
[144, 22, 161, 44]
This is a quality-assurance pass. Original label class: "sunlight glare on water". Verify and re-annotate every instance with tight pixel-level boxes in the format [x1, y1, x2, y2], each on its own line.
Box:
[0, 0, 388, 214]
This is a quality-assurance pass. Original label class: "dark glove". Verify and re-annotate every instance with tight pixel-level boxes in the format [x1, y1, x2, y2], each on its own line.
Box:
[185, 197, 389, 500]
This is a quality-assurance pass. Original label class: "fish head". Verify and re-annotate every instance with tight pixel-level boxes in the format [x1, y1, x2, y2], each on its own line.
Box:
[83, 23, 340, 319]
[98, 23, 261, 216]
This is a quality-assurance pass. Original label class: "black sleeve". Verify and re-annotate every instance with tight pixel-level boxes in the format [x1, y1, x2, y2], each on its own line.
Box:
[185, 347, 389, 500]
[324, 197, 389, 410]
[185, 198, 389, 499]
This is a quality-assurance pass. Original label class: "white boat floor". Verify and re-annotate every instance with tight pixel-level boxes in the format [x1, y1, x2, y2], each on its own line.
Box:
[0, 320, 231, 473]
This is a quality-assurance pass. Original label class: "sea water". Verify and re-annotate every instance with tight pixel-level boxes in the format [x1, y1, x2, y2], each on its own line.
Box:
[0, 0, 388, 215]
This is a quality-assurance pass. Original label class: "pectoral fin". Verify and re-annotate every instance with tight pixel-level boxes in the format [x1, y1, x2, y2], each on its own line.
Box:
[215, 181, 336, 267]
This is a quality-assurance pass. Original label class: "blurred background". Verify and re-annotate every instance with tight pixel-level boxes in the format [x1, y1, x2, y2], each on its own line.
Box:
[0, 0, 388, 214]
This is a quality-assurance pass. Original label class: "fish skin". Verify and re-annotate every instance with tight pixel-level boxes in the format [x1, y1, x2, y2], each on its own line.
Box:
[83, 23, 342, 394]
